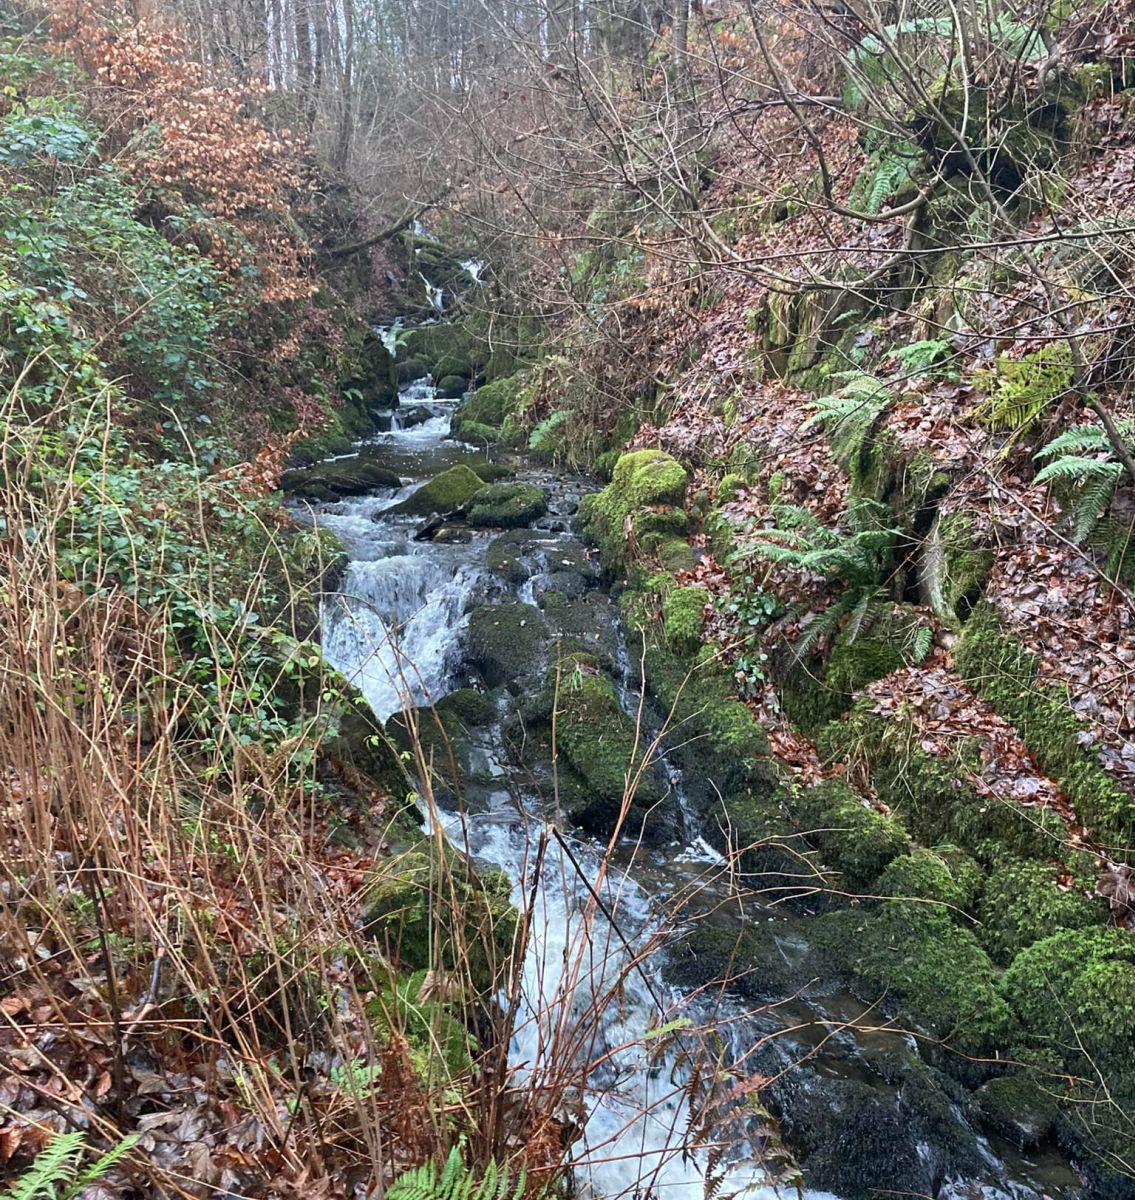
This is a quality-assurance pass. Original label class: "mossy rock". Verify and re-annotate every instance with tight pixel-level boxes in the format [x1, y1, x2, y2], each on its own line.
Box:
[1001, 927, 1135, 1077]
[663, 586, 708, 656]
[666, 916, 804, 1002]
[976, 857, 1105, 964]
[549, 656, 671, 840]
[470, 462, 512, 483]
[657, 537, 695, 572]
[363, 849, 517, 993]
[467, 603, 548, 690]
[465, 482, 548, 529]
[919, 512, 993, 626]
[452, 375, 521, 434]
[281, 453, 402, 500]
[393, 464, 485, 517]
[629, 618, 777, 821]
[814, 903, 1012, 1052]
[401, 323, 474, 377]
[794, 780, 912, 891]
[453, 422, 501, 448]
[435, 374, 467, 399]
[324, 687, 415, 805]
[876, 844, 982, 911]
[956, 606, 1134, 847]
[395, 357, 430, 385]
[578, 450, 688, 573]
[824, 632, 905, 699]
[714, 794, 816, 897]
[973, 1075, 1060, 1149]
[368, 969, 473, 1079]
[438, 687, 497, 727]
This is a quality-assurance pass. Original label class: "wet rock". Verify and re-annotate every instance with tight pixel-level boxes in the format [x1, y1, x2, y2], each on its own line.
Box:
[400, 405, 433, 428]
[544, 591, 622, 672]
[467, 602, 549, 689]
[973, 1076, 1059, 1149]
[466, 482, 549, 529]
[470, 462, 513, 483]
[665, 915, 806, 1002]
[392, 464, 485, 517]
[436, 374, 468, 399]
[395, 357, 430, 385]
[281, 452, 403, 500]
[431, 525, 473, 544]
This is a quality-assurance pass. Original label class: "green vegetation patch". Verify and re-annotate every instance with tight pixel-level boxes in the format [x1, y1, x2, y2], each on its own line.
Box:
[393, 464, 485, 516]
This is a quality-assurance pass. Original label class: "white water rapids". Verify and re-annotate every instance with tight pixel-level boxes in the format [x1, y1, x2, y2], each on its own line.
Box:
[297, 371, 1078, 1200]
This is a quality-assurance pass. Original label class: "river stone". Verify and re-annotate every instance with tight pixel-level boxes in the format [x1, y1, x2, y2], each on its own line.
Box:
[470, 462, 513, 483]
[467, 602, 548, 689]
[665, 916, 806, 1003]
[466, 483, 549, 529]
[973, 1076, 1059, 1149]
[400, 405, 433, 428]
[281, 452, 402, 500]
[393, 464, 485, 516]
[395, 357, 429, 384]
[545, 591, 621, 672]
[436, 374, 467, 399]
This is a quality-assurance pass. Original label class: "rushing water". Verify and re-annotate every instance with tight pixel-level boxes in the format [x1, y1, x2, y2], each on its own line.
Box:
[298, 373, 1086, 1200]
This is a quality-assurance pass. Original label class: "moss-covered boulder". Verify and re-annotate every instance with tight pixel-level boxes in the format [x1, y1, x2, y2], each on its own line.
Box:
[815, 902, 1012, 1052]
[435, 374, 468, 399]
[452, 375, 522, 438]
[794, 780, 912, 891]
[282, 452, 402, 500]
[1001, 927, 1135, 1076]
[402, 322, 476, 379]
[975, 857, 1105, 964]
[466, 482, 548, 529]
[467, 603, 548, 689]
[876, 845, 982, 911]
[548, 655, 672, 840]
[324, 686, 415, 806]
[578, 450, 688, 573]
[663, 586, 708, 656]
[665, 916, 805, 1001]
[364, 848, 517, 993]
[392, 464, 485, 517]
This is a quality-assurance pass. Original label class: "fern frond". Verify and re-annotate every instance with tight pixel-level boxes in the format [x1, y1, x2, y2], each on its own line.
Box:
[844, 587, 882, 642]
[1033, 456, 1122, 487]
[64, 1136, 138, 1200]
[1074, 466, 1123, 542]
[1034, 425, 1114, 459]
[909, 624, 933, 664]
[385, 1146, 525, 1200]
[4, 1133, 86, 1200]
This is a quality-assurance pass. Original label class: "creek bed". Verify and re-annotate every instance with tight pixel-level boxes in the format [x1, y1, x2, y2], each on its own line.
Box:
[293, 374, 1084, 1200]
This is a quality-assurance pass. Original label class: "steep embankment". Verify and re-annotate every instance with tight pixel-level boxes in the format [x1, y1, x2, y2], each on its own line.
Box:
[442, 14, 1135, 1198]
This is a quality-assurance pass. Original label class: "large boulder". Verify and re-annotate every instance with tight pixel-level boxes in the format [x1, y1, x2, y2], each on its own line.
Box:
[466, 483, 548, 529]
[467, 602, 549, 689]
[577, 450, 688, 574]
[282, 451, 402, 501]
[392, 464, 485, 517]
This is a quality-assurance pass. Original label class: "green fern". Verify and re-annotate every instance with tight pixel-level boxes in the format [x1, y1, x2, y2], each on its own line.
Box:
[386, 1145, 526, 1200]
[973, 344, 1074, 434]
[891, 338, 953, 381]
[1034, 422, 1132, 542]
[527, 409, 570, 454]
[2, 1132, 137, 1200]
[803, 372, 893, 474]
[849, 142, 923, 214]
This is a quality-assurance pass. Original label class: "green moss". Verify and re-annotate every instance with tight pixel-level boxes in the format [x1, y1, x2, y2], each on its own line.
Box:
[976, 858, 1105, 964]
[393, 464, 485, 516]
[726, 441, 762, 485]
[451, 420, 499, 447]
[818, 701, 1073, 861]
[877, 845, 983, 911]
[663, 586, 708, 656]
[657, 537, 695, 572]
[549, 655, 664, 837]
[1001, 927, 1135, 1076]
[794, 780, 912, 890]
[465, 482, 548, 529]
[368, 969, 473, 1079]
[579, 450, 688, 573]
[718, 473, 746, 502]
[467, 603, 548, 688]
[437, 687, 497, 727]
[364, 849, 517, 993]
[955, 606, 1133, 847]
[817, 902, 1011, 1051]
[825, 634, 904, 698]
[452, 374, 521, 434]
[401, 323, 475, 378]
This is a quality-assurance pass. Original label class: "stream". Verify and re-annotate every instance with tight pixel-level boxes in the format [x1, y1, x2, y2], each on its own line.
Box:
[296, 368, 1087, 1200]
